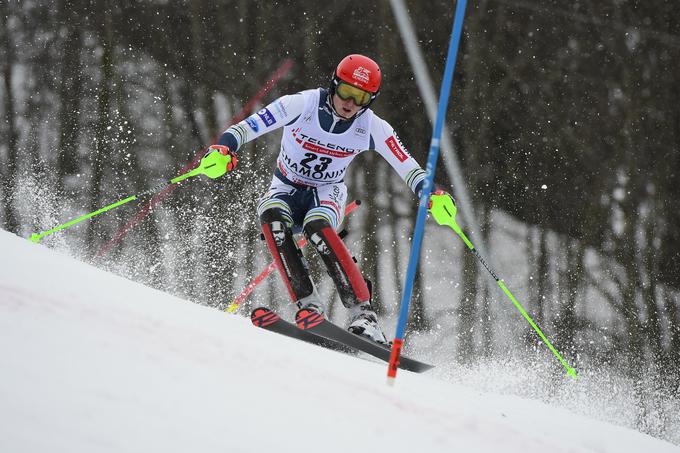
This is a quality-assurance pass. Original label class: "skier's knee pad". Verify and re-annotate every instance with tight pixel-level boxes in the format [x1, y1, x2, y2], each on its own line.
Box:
[302, 218, 333, 253]
[259, 207, 293, 228]
[303, 219, 370, 308]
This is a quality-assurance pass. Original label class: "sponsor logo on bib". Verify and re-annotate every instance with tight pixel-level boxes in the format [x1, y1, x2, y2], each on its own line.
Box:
[257, 108, 276, 126]
[245, 116, 259, 132]
[273, 100, 288, 117]
[291, 129, 358, 158]
[386, 135, 407, 162]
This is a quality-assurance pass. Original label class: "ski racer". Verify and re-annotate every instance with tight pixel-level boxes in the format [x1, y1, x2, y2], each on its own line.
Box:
[210, 54, 451, 345]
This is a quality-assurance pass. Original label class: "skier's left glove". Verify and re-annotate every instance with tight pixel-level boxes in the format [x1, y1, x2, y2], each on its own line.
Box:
[206, 145, 238, 172]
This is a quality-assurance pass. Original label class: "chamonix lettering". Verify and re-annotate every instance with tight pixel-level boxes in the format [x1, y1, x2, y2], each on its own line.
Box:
[281, 152, 347, 180]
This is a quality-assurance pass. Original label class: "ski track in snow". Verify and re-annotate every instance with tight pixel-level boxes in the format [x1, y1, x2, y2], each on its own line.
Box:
[1, 230, 678, 453]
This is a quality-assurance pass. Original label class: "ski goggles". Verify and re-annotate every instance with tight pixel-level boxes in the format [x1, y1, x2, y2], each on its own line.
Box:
[335, 82, 373, 107]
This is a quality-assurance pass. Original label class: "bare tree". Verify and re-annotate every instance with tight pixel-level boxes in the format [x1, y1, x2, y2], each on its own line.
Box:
[0, 1, 20, 232]
[55, 0, 84, 198]
[86, 1, 115, 251]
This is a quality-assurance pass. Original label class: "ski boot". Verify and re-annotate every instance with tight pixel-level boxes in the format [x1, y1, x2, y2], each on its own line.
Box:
[296, 291, 324, 315]
[348, 302, 389, 345]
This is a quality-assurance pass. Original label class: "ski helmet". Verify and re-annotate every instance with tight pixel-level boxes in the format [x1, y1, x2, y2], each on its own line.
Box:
[330, 54, 381, 109]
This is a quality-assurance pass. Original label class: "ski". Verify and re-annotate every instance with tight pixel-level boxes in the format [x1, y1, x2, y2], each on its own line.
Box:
[251, 307, 433, 372]
[250, 307, 352, 353]
[295, 308, 434, 373]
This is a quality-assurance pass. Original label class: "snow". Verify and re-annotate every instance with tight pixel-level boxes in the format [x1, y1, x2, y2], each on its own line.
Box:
[0, 229, 678, 453]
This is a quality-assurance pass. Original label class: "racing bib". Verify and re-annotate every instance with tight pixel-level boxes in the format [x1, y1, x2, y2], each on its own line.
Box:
[277, 89, 372, 187]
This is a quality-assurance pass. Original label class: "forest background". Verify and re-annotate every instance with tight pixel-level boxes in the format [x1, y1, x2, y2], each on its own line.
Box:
[1, 0, 679, 441]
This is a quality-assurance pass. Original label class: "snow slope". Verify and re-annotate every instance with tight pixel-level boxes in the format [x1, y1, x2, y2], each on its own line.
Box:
[1, 229, 677, 453]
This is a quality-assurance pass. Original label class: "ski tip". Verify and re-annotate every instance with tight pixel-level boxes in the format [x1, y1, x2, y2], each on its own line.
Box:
[225, 302, 239, 313]
[251, 307, 280, 327]
[295, 308, 324, 330]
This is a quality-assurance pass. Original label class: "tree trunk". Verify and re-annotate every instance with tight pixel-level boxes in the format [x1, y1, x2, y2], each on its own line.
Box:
[479, 202, 494, 358]
[0, 2, 20, 233]
[86, 2, 114, 251]
[55, 1, 84, 197]
[455, 245, 477, 363]
[664, 287, 680, 377]
[560, 238, 584, 356]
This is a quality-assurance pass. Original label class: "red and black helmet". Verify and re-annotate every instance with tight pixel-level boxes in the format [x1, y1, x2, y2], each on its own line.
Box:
[330, 54, 381, 109]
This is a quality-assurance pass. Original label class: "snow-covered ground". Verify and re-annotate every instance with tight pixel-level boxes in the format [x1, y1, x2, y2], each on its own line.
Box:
[1, 229, 678, 453]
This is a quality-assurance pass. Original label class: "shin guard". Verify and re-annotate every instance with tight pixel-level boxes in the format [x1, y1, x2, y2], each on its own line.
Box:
[303, 219, 370, 308]
[260, 210, 314, 303]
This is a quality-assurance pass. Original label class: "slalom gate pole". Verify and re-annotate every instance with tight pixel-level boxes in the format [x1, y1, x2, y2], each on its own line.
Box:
[226, 200, 362, 313]
[29, 152, 232, 244]
[387, 0, 468, 384]
[428, 193, 578, 378]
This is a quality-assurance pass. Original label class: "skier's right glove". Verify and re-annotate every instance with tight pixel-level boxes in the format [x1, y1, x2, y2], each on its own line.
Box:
[206, 145, 238, 172]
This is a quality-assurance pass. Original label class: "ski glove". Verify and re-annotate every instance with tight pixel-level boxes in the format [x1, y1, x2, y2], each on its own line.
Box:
[416, 183, 455, 206]
[206, 145, 238, 172]
[428, 189, 456, 212]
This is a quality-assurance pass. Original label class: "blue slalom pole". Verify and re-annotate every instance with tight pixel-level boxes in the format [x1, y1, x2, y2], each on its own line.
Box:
[387, 0, 468, 382]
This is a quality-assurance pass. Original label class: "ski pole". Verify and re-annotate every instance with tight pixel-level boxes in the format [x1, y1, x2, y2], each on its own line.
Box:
[428, 192, 578, 379]
[225, 200, 362, 313]
[29, 151, 232, 244]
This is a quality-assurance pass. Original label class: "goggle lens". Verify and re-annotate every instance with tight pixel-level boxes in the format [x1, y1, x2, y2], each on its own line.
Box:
[336, 82, 372, 107]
